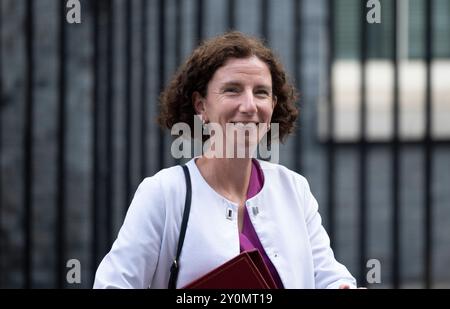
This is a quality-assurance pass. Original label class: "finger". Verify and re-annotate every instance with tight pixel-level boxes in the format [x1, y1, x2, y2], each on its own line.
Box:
[339, 284, 350, 289]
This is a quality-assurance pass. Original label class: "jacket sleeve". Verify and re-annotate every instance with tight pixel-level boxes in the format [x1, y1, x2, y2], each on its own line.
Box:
[93, 177, 166, 288]
[301, 178, 357, 289]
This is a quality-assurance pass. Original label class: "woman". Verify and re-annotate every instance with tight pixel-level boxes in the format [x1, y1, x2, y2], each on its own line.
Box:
[94, 31, 357, 289]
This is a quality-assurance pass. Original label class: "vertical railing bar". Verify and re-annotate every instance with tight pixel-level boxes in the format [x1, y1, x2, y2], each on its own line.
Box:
[293, 0, 303, 173]
[196, 0, 204, 44]
[91, 0, 101, 285]
[105, 0, 114, 247]
[157, 0, 166, 171]
[175, 0, 182, 67]
[174, 0, 182, 166]
[424, 0, 433, 289]
[140, 0, 148, 177]
[392, 0, 401, 289]
[358, 0, 369, 286]
[0, 0, 3, 289]
[124, 0, 132, 212]
[326, 0, 336, 249]
[261, 0, 269, 42]
[228, 0, 236, 30]
[56, 0, 67, 289]
[175, 0, 183, 67]
[227, 0, 236, 30]
[24, 0, 35, 289]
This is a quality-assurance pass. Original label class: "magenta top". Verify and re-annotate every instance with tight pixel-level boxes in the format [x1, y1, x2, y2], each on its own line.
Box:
[239, 159, 284, 288]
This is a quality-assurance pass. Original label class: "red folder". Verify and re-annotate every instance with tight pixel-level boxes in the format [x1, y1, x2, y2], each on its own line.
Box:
[183, 249, 278, 289]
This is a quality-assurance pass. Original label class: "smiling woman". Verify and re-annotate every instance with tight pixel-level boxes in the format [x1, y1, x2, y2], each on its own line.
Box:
[93, 31, 357, 289]
[170, 119, 279, 161]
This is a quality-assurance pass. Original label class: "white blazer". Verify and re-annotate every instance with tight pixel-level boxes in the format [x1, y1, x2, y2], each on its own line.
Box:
[94, 158, 356, 289]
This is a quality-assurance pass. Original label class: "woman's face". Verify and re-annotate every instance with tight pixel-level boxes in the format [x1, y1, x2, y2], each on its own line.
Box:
[193, 56, 276, 157]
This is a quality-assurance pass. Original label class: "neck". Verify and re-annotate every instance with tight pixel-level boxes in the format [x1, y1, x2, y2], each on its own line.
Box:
[195, 156, 253, 205]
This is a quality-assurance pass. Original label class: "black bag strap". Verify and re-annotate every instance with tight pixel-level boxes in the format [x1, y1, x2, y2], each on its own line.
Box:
[168, 165, 192, 289]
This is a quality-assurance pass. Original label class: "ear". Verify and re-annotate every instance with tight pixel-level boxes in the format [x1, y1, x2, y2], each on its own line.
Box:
[192, 91, 206, 117]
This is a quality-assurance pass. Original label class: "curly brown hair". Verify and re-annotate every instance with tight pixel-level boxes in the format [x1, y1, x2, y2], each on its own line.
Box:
[158, 31, 299, 143]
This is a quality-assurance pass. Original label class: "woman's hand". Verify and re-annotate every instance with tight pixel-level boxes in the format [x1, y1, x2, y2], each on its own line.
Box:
[339, 283, 367, 289]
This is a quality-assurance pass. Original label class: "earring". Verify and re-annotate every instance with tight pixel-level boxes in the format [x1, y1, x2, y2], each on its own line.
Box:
[202, 120, 209, 133]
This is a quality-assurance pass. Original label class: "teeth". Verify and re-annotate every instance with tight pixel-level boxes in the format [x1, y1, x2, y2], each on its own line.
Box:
[232, 122, 258, 125]
[232, 122, 260, 130]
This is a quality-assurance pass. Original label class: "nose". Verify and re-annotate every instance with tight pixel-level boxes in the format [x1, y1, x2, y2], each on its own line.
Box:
[239, 89, 257, 114]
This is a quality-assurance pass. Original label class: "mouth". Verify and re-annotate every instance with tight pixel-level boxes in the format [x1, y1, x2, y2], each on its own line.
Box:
[229, 122, 271, 130]
[229, 122, 260, 131]
[229, 121, 260, 125]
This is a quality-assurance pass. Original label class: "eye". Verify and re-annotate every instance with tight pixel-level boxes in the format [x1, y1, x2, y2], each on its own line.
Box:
[255, 89, 270, 97]
[224, 87, 239, 93]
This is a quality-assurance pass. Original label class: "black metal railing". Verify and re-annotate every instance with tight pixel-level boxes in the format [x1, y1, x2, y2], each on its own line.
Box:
[24, 0, 35, 289]
[326, 0, 447, 288]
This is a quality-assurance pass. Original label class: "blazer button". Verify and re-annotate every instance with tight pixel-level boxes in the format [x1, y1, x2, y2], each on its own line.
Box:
[226, 207, 233, 220]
